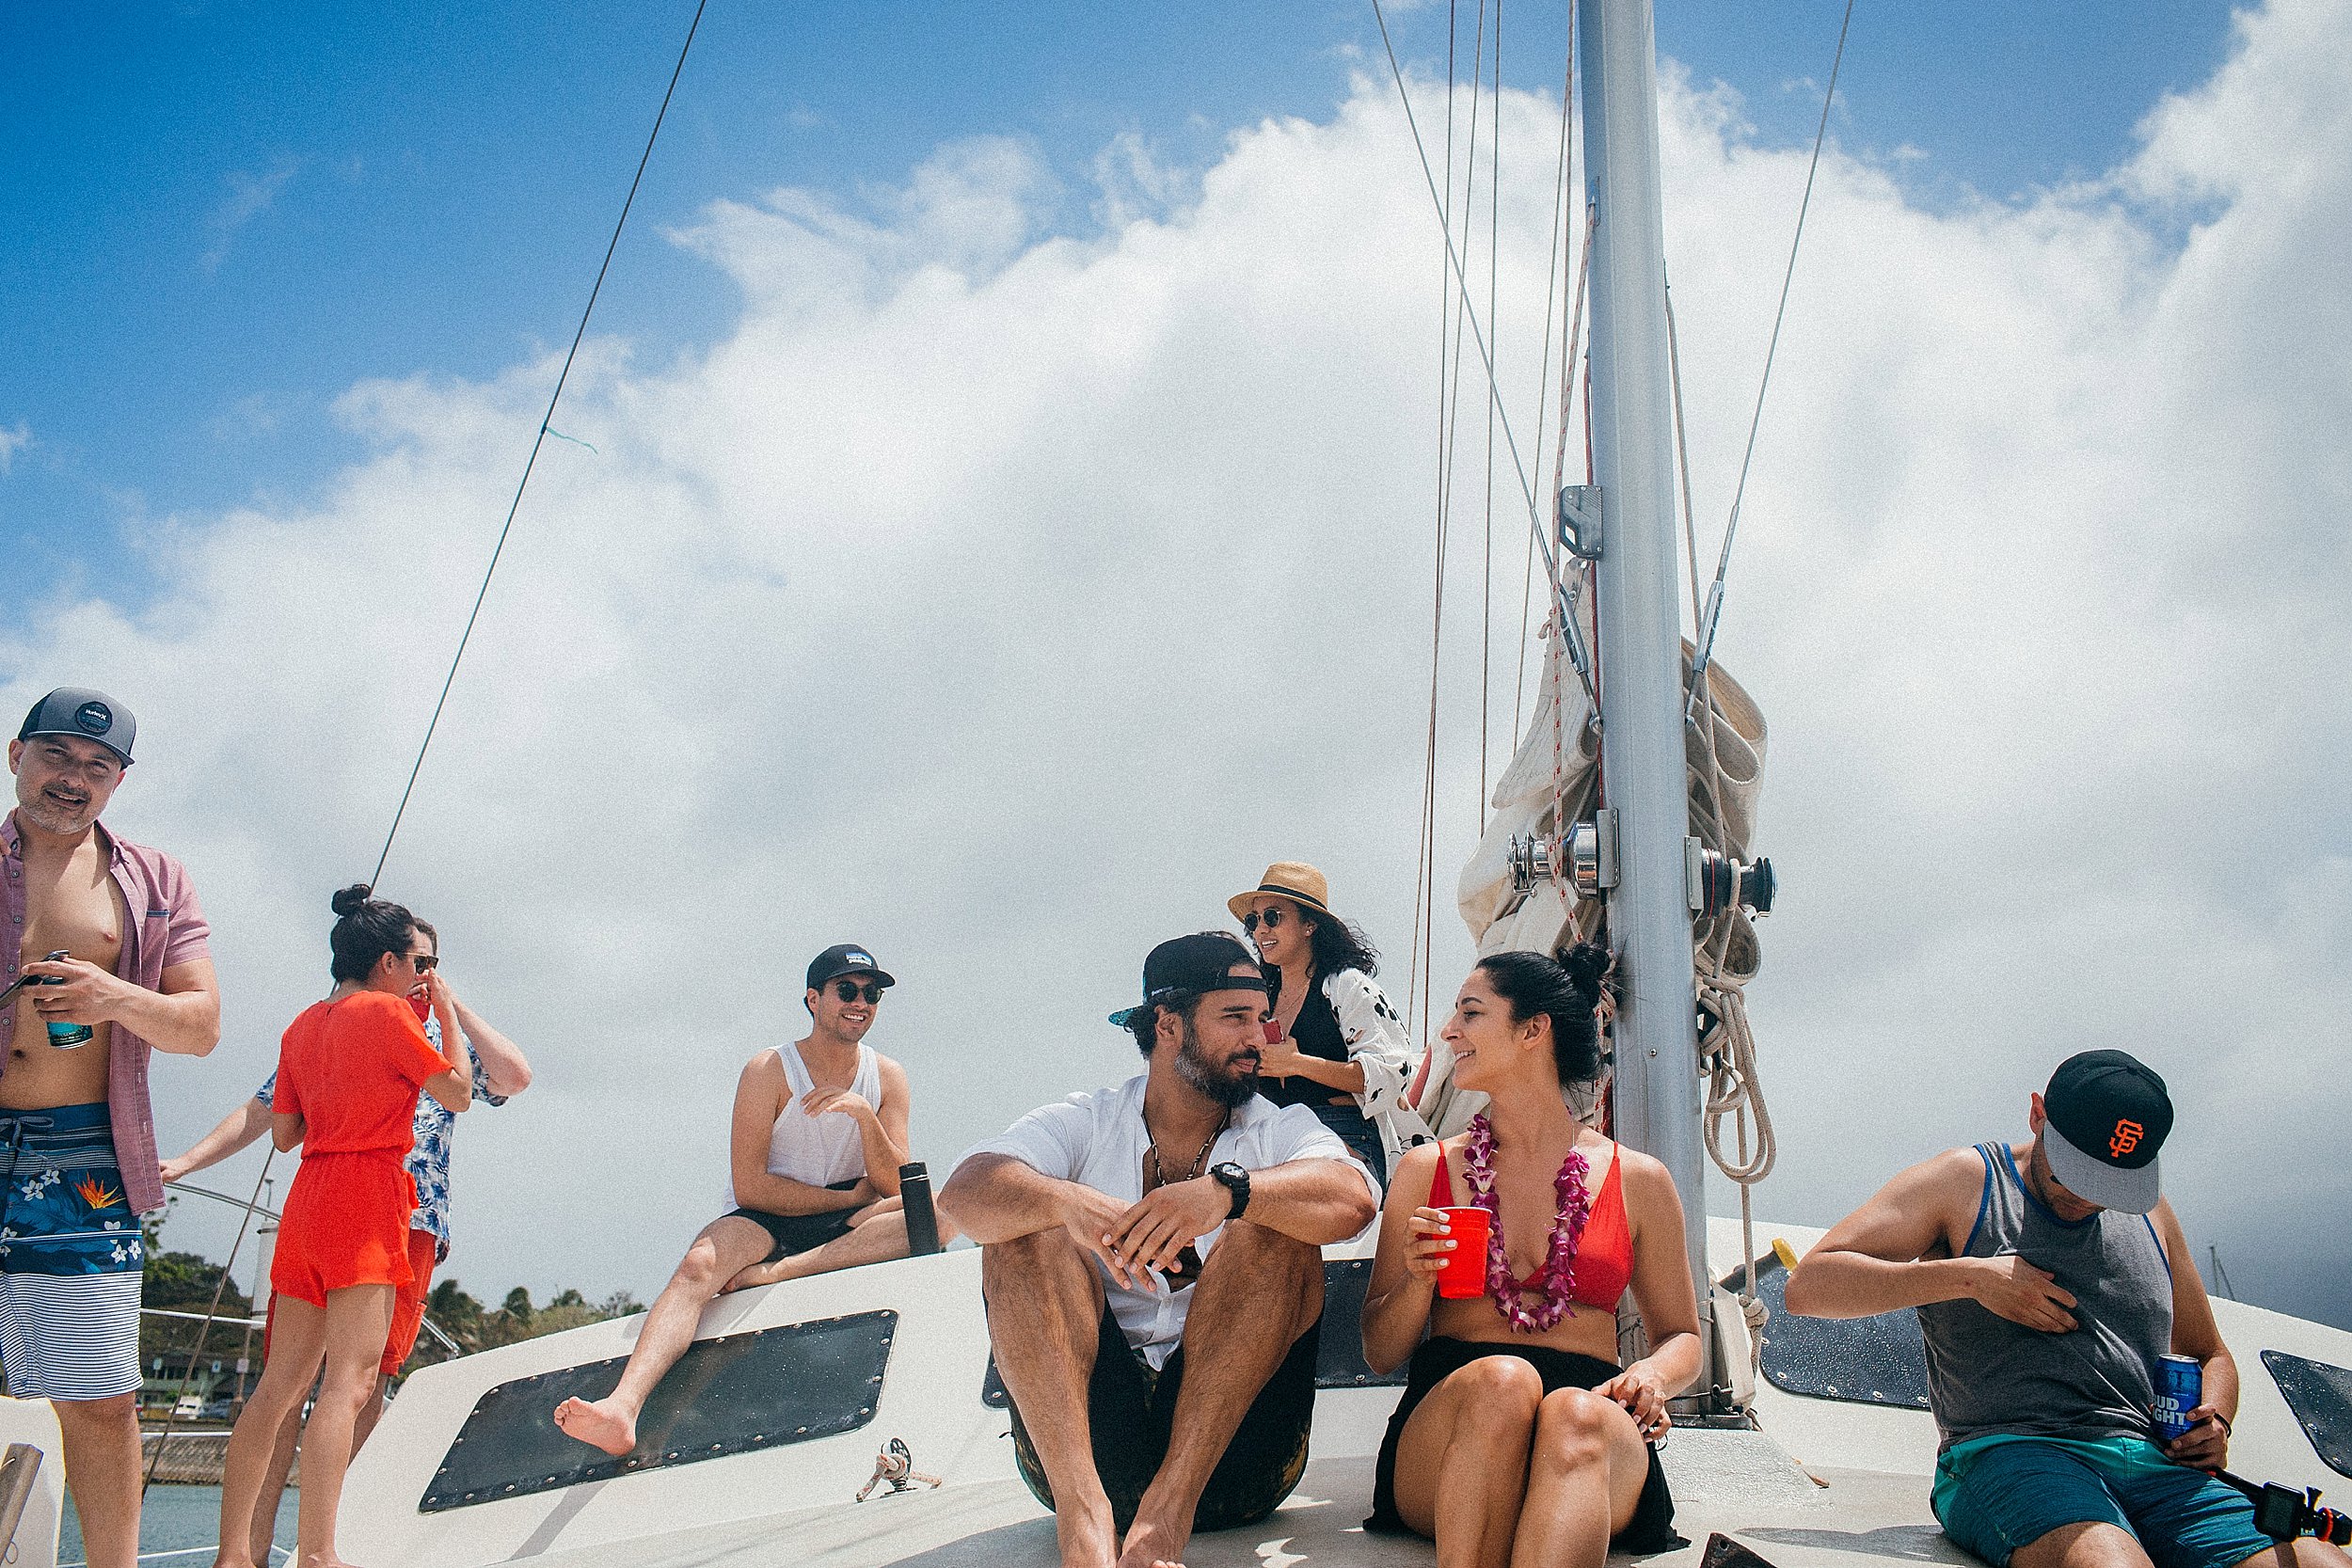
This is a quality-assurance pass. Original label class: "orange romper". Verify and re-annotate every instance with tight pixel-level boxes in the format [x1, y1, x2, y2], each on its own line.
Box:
[271, 991, 448, 1309]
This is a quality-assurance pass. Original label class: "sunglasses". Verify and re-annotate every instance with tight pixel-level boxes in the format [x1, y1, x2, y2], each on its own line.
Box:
[409, 954, 439, 974]
[831, 979, 883, 1005]
[1241, 907, 1288, 933]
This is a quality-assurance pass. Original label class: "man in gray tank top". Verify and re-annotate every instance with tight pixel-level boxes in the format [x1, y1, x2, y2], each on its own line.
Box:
[1788, 1053, 2347, 1568]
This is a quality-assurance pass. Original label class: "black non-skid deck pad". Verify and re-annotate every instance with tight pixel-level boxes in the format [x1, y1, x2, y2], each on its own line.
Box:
[421, 1308, 897, 1512]
[2263, 1349, 2352, 1480]
[1744, 1250, 1931, 1410]
[1701, 1530, 1786, 1568]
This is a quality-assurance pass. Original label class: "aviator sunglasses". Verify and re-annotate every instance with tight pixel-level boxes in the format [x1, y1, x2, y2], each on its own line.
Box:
[832, 979, 883, 1005]
[409, 953, 440, 973]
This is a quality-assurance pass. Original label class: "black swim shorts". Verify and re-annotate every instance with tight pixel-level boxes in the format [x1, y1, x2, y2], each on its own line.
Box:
[1005, 1304, 1321, 1535]
[723, 1180, 864, 1263]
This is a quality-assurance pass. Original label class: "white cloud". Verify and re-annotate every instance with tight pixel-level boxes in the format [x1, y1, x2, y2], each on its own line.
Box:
[0, 423, 26, 472]
[30, 1, 2352, 1324]
[203, 157, 300, 273]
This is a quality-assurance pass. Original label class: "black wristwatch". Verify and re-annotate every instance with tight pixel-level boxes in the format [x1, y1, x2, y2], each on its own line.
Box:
[1209, 1161, 1251, 1220]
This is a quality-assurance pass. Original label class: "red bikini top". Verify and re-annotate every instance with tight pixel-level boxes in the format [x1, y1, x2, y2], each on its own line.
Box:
[1429, 1142, 1633, 1311]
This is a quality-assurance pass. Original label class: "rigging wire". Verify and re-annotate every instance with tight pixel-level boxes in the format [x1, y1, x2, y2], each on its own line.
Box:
[1477, 0, 1503, 825]
[143, 0, 710, 1473]
[1370, 0, 1598, 714]
[1688, 0, 1855, 694]
[370, 0, 711, 887]
[1513, 32, 1578, 747]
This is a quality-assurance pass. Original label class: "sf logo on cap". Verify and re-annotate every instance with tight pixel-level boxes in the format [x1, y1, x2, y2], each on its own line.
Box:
[73, 702, 112, 736]
[2108, 1118, 2144, 1158]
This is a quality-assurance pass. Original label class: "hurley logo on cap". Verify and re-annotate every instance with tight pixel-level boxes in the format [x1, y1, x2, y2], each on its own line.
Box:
[74, 702, 111, 736]
[846, 951, 874, 968]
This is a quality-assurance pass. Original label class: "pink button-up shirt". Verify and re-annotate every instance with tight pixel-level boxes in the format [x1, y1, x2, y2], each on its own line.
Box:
[0, 813, 213, 1215]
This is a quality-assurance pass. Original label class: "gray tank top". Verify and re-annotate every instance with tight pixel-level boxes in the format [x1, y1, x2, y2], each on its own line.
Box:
[1916, 1143, 2174, 1452]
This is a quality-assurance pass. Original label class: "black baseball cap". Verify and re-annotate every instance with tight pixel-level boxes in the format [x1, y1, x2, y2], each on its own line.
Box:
[1108, 932, 1269, 1027]
[18, 688, 135, 768]
[2042, 1049, 2173, 1214]
[806, 943, 895, 990]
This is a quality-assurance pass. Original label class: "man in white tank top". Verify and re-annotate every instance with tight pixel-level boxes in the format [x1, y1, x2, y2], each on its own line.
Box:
[554, 943, 936, 1458]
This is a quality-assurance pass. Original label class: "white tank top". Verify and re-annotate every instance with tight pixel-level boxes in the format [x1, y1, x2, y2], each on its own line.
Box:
[723, 1041, 881, 1208]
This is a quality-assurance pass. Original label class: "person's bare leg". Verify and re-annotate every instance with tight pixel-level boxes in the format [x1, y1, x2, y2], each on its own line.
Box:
[982, 1229, 1119, 1568]
[2232, 1544, 2352, 1568]
[2011, 1522, 2153, 1568]
[218, 1301, 328, 1568]
[50, 1394, 142, 1568]
[1116, 1220, 1320, 1568]
[724, 1200, 963, 1291]
[1508, 1387, 1650, 1568]
[245, 1384, 311, 1565]
[294, 1285, 395, 1568]
[351, 1370, 392, 1450]
[552, 1216, 772, 1457]
[1388, 1355, 1545, 1568]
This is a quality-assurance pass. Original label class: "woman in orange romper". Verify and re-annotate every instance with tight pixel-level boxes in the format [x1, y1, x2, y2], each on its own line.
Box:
[216, 885, 469, 1568]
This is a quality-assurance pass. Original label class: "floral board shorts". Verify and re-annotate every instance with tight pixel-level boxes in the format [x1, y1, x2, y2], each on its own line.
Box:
[0, 1102, 144, 1401]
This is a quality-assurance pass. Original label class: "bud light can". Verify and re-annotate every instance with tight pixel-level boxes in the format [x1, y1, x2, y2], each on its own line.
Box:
[30, 951, 92, 1050]
[2153, 1354, 2202, 1441]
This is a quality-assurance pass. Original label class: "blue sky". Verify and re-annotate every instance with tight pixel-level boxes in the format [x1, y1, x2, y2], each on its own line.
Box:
[4, 1, 2236, 603]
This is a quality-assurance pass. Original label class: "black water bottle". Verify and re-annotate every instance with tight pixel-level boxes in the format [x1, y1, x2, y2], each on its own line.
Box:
[899, 1162, 942, 1257]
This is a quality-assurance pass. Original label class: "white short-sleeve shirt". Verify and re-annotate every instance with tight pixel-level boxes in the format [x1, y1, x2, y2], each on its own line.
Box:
[955, 1073, 1379, 1368]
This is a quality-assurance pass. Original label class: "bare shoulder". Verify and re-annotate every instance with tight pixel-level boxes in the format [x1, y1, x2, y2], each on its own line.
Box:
[1386, 1138, 1441, 1201]
[873, 1053, 911, 1088]
[738, 1047, 785, 1084]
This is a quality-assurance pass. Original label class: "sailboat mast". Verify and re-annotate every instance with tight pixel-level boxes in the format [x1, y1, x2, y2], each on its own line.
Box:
[1576, 0, 1716, 1387]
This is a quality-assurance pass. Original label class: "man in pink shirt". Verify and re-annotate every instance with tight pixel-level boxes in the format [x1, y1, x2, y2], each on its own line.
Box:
[0, 688, 219, 1568]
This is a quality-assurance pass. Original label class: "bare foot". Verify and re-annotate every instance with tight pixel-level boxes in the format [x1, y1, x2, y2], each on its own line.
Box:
[1116, 1510, 1190, 1568]
[1052, 1496, 1120, 1568]
[552, 1395, 637, 1456]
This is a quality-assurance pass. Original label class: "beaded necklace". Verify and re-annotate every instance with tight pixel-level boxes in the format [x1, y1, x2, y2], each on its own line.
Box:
[1462, 1111, 1593, 1333]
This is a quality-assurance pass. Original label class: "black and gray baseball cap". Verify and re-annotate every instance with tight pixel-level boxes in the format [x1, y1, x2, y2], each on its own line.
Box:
[1108, 931, 1268, 1027]
[806, 943, 896, 990]
[18, 688, 135, 767]
[2042, 1049, 2173, 1214]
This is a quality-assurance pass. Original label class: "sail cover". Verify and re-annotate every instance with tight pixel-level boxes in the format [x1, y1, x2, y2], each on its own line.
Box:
[1457, 634, 1766, 956]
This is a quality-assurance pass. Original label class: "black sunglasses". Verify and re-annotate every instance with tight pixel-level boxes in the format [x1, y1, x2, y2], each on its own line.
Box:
[831, 979, 882, 1005]
[1241, 907, 1288, 933]
[409, 954, 439, 973]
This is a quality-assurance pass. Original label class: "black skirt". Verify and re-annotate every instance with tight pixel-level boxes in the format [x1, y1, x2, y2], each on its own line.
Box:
[1366, 1336, 1683, 1554]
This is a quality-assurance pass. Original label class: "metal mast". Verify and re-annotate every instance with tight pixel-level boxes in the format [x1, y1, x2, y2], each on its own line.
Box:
[1576, 0, 1715, 1391]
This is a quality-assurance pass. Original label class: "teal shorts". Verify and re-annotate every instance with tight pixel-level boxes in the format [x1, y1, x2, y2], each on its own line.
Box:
[1933, 1434, 2274, 1568]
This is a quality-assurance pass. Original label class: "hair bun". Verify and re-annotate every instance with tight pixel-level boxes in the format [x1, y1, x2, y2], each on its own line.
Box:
[330, 883, 374, 919]
[1557, 940, 1611, 1003]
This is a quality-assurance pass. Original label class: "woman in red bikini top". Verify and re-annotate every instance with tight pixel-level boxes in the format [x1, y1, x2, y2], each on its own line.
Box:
[1359, 943, 1703, 1567]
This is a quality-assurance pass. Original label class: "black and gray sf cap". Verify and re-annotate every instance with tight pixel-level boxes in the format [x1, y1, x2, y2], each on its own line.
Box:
[2041, 1049, 2174, 1214]
[18, 688, 135, 767]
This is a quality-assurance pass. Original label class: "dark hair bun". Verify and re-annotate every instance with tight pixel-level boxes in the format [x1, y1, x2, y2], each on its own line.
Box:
[330, 883, 374, 918]
[1558, 940, 1610, 1003]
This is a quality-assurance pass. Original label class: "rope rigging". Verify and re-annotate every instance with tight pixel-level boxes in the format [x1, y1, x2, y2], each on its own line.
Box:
[144, 0, 709, 1476]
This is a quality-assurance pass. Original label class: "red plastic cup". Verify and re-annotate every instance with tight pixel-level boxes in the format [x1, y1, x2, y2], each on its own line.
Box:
[1263, 1020, 1283, 1046]
[1435, 1207, 1491, 1299]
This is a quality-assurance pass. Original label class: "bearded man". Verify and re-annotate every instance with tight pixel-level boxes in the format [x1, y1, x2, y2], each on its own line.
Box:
[941, 931, 1378, 1568]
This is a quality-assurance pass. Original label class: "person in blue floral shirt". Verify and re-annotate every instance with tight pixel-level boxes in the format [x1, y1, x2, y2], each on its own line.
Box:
[162, 916, 531, 1564]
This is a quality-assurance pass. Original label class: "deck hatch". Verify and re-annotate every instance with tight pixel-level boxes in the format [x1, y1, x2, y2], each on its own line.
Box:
[1746, 1254, 1931, 1410]
[2262, 1349, 2352, 1479]
[419, 1307, 897, 1512]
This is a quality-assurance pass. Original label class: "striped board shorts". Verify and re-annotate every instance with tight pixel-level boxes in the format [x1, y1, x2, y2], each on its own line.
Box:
[0, 1102, 144, 1402]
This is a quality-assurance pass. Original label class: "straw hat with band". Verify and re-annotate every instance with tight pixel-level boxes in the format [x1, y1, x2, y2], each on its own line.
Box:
[1228, 862, 1338, 927]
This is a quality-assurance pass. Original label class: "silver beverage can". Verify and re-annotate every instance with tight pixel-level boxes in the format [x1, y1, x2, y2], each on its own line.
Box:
[2153, 1353, 2202, 1441]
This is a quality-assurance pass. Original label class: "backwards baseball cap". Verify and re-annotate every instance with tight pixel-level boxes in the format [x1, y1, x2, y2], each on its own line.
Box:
[18, 688, 135, 768]
[806, 943, 896, 990]
[1108, 931, 1269, 1028]
[2041, 1049, 2173, 1214]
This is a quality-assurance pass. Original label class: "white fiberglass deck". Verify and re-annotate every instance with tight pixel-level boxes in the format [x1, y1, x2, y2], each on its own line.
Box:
[330, 1220, 2352, 1568]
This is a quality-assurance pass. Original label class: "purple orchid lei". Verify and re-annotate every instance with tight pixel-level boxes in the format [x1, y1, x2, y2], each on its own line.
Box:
[1462, 1111, 1593, 1334]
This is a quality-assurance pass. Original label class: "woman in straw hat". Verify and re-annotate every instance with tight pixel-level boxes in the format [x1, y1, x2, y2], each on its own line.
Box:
[1231, 862, 1424, 1184]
